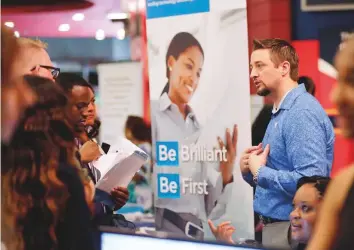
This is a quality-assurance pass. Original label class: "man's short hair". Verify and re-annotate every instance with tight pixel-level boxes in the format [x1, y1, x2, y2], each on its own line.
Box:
[253, 38, 299, 81]
[17, 37, 48, 50]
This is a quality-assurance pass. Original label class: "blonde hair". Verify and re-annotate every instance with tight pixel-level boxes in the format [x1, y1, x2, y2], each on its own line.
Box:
[17, 37, 48, 50]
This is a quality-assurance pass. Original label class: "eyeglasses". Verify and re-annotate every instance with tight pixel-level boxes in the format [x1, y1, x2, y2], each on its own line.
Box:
[31, 65, 60, 79]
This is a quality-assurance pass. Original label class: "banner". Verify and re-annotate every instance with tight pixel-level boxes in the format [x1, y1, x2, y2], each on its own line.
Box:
[146, 0, 254, 241]
[97, 62, 143, 145]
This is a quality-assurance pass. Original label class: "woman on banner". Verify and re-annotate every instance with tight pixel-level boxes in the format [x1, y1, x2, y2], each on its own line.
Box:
[151, 31, 237, 240]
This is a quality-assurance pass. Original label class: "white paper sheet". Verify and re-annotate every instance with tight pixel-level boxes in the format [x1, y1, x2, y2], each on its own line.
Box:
[93, 137, 149, 193]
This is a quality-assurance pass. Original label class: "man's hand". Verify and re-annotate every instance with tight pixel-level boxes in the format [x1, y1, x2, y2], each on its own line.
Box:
[218, 125, 238, 185]
[239, 143, 263, 175]
[111, 187, 129, 211]
[208, 220, 235, 244]
[79, 140, 101, 163]
[249, 144, 270, 175]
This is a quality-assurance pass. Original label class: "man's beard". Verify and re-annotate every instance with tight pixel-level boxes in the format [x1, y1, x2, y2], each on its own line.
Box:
[257, 87, 271, 96]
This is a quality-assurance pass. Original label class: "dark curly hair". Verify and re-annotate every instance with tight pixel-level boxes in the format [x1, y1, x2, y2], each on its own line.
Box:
[296, 176, 331, 197]
[1, 75, 89, 250]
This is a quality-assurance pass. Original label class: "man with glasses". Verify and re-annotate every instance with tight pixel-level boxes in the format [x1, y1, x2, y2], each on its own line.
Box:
[12, 37, 60, 81]
[31, 64, 60, 80]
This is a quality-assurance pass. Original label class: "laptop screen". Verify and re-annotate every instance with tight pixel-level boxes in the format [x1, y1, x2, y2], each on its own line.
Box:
[101, 232, 264, 250]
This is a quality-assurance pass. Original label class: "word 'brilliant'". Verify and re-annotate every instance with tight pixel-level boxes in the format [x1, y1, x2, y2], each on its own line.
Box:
[156, 141, 227, 166]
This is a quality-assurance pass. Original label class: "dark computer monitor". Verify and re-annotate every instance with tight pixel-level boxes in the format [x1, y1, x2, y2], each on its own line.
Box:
[99, 227, 268, 250]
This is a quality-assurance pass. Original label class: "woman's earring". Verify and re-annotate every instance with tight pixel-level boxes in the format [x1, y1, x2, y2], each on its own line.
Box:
[169, 66, 172, 71]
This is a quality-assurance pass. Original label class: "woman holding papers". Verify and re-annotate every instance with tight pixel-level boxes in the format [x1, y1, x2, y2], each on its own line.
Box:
[56, 73, 130, 215]
[151, 32, 237, 240]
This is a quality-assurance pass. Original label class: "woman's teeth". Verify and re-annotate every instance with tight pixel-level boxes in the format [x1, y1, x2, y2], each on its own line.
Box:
[186, 85, 193, 92]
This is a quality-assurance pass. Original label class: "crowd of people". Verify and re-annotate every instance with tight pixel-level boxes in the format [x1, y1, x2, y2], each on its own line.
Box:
[1, 23, 354, 250]
[1, 24, 151, 250]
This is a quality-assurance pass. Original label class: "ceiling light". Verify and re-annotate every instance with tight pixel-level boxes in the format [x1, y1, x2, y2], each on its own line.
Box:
[5, 21, 14, 28]
[14, 31, 20, 37]
[117, 29, 125, 40]
[58, 24, 70, 32]
[95, 29, 105, 40]
[72, 13, 85, 21]
[107, 12, 129, 20]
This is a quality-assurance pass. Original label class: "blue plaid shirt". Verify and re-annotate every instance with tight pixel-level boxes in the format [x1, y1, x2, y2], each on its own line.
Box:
[243, 84, 335, 220]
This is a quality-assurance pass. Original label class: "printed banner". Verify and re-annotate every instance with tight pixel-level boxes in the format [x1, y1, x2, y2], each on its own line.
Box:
[146, 0, 254, 242]
[146, 0, 210, 19]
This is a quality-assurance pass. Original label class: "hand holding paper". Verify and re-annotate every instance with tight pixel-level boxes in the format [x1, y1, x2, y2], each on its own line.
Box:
[111, 187, 129, 210]
[92, 137, 149, 194]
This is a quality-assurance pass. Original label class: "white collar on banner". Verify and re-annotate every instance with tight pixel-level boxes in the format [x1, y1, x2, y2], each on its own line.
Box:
[159, 92, 199, 127]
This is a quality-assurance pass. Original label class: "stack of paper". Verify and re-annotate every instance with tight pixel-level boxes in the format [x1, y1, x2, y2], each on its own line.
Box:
[92, 137, 149, 194]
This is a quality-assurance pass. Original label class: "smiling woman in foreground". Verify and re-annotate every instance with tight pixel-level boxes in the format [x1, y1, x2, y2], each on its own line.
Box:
[209, 176, 330, 249]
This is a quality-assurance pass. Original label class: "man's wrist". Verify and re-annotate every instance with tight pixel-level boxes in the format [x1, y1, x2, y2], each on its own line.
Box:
[253, 166, 262, 184]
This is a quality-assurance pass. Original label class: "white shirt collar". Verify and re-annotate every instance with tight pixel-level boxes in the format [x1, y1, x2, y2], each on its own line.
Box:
[159, 92, 200, 128]
[272, 89, 293, 114]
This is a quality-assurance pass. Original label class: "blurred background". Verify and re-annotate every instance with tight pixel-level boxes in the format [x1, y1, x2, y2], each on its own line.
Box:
[2, 0, 354, 175]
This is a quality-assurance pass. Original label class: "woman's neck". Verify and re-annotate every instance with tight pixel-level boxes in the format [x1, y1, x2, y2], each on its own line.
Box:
[168, 92, 187, 119]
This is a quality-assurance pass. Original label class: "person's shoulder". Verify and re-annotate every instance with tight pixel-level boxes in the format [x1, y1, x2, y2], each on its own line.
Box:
[150, 99, 159, 108]
[295, 93, 325, 111]
[290, 94, 329, 120]
[150, 99, 161, 115]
